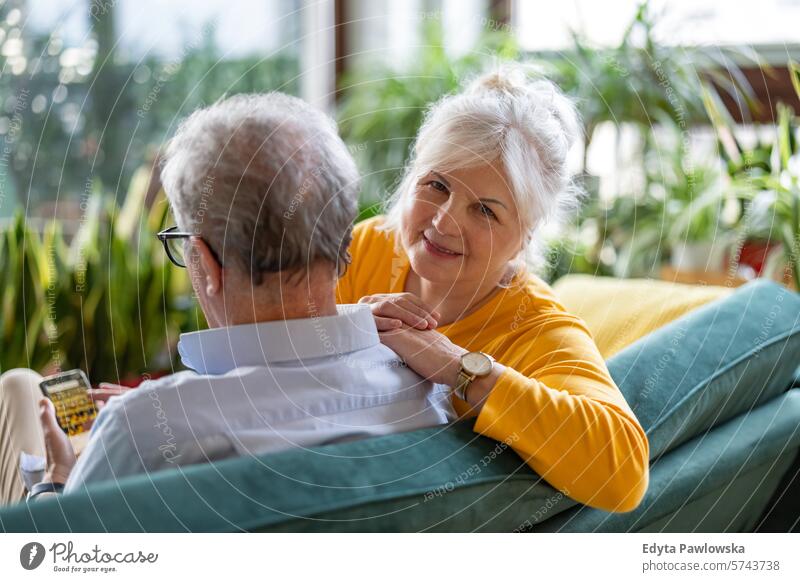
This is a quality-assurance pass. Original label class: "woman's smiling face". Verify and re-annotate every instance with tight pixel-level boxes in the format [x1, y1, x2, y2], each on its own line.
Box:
[399, 159, 526, 289]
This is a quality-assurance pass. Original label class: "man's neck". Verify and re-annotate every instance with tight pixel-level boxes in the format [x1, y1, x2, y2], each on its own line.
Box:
[218, 265, 339, 327]
[248, 292, 338, 323]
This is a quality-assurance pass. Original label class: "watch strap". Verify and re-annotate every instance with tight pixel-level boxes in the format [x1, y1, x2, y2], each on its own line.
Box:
[27, 480, 65, 501]
[453, 369, 475, 402]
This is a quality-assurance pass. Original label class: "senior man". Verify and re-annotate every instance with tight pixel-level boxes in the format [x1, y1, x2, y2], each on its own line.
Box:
[0, 93, 454, 505]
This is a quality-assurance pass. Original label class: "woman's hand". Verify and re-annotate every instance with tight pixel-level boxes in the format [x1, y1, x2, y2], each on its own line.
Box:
[379, 325, 466, 386]
[379, 326, 505, 410]
[359, 292, 441, 331]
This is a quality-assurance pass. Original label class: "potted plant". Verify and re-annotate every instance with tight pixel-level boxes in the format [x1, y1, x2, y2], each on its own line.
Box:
[710, 63, 800, 291]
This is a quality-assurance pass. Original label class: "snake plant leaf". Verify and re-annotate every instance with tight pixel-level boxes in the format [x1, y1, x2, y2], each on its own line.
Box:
[789, 60, 800, 102]
[777, 104, 794, 171]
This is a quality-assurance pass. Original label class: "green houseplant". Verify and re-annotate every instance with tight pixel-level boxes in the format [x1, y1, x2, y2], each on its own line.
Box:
[549, 1, 758, 181]
[741, 100, 800, 290]
[0, 184, 204, 383]
[0, 214, 54, 372]
[700, 61, 800, 290]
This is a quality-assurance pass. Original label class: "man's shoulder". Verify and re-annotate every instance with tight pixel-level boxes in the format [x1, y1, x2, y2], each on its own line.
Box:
[345, 342, 435, 392]
[107, 371, 196, 410]
[94, 370, 228, 436]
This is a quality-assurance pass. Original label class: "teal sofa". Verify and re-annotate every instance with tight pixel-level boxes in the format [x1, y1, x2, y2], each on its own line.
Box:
[2, 279, 799, 532]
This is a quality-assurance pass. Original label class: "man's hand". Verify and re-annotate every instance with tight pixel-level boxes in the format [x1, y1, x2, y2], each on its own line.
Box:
[39, 398, 77, 484]
[89, 383, 134, 411]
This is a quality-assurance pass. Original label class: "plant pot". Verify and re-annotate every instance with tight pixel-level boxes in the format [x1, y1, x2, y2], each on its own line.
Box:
[737, 239, 782, 276]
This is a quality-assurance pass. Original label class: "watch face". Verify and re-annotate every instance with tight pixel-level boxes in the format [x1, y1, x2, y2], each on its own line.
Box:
[462, 352, 493, 376]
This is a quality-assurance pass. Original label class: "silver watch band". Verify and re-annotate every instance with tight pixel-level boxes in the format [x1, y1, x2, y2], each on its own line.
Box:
[453, 370, 474, 402]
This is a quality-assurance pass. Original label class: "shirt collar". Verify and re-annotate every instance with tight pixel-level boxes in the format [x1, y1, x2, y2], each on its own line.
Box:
[177, 304, 379, 375]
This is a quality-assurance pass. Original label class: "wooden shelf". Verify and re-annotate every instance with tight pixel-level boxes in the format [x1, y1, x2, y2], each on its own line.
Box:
[659, 265, 748, 288]
[660, 265, 797, 291]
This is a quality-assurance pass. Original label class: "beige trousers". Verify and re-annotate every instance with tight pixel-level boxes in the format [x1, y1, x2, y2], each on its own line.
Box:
[0, 369, 45, 506]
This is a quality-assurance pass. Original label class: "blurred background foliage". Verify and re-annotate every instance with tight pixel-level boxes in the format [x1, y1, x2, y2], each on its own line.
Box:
[0, 188, 206, 382]
[0, 0, 798, 381]
[0, 8, 298, 209]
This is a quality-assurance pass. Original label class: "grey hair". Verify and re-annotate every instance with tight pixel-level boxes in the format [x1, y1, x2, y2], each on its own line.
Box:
[161, 93, 360, 284]
[382, 64, 584, 274]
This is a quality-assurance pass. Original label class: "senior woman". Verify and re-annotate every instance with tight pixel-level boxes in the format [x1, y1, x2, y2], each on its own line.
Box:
[337, 66, 649, 512]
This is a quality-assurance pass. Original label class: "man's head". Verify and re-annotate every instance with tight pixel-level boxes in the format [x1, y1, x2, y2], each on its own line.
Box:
[160, 93, 359, 326]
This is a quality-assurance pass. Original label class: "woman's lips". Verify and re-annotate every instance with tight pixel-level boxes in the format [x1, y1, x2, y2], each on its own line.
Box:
[422, 233, 462, 259]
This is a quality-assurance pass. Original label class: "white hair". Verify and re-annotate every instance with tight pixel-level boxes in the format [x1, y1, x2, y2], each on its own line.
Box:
[161, 93, 359, 284]
[382, 64, 584, 273]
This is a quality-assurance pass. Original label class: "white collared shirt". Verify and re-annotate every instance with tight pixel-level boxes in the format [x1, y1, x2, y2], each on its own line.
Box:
[64, 305, 455, 493]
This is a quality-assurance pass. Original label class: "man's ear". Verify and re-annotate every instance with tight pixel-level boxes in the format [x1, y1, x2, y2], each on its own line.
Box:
[190, 237, 223, 296]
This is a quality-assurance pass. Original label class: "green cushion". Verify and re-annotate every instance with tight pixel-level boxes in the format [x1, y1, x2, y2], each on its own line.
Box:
[609, 279, 800, 459]
[1, 280, 799, 532]
[534, 389, 800, 532]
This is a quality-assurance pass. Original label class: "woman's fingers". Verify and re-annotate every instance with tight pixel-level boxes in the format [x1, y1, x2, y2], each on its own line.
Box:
[383, 295, 438, 328]
[359, 293, 441, 322]
[398, 293, 441, 321]
[359, 293, 441, 329]
[373, 316, 403, 331]
[376, 300, 434, 329]
[398, 297, 440, 327]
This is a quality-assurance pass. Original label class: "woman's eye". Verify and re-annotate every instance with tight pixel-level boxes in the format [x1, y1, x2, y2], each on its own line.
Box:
[478, 204, 498, 220]
[428, 180, 448, 193]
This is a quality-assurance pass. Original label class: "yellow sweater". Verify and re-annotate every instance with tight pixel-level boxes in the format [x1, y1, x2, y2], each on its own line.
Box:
[337, 217, 649, 512]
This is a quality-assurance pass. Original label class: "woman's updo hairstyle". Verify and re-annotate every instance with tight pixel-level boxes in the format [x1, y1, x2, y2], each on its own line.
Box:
[382, 63, 585, 273]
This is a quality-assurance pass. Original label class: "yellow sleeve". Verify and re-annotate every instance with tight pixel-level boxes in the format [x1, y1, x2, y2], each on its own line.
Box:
[473, 314, 650, 513]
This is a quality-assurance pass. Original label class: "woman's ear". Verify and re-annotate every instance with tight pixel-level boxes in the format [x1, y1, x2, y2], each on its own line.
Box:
[190, 237, 223, 296]
[519, 230, 533, 254]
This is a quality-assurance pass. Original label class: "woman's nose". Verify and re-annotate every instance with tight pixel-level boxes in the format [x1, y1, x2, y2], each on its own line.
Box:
[431, 201, 460, 236]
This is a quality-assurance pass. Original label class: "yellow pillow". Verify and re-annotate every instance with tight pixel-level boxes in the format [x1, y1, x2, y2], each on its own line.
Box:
[552, 275, 734, 358]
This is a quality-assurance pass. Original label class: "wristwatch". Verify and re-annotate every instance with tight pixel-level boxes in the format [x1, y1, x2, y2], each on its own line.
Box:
[453, 351, 494, 402]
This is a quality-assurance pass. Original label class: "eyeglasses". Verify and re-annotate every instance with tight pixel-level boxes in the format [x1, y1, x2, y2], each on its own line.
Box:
[156, 226, 192, 267]
[157, 226, 222, 268]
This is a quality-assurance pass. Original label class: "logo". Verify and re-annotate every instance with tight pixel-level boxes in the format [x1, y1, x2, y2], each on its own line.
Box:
[20, 542, 46, 570]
